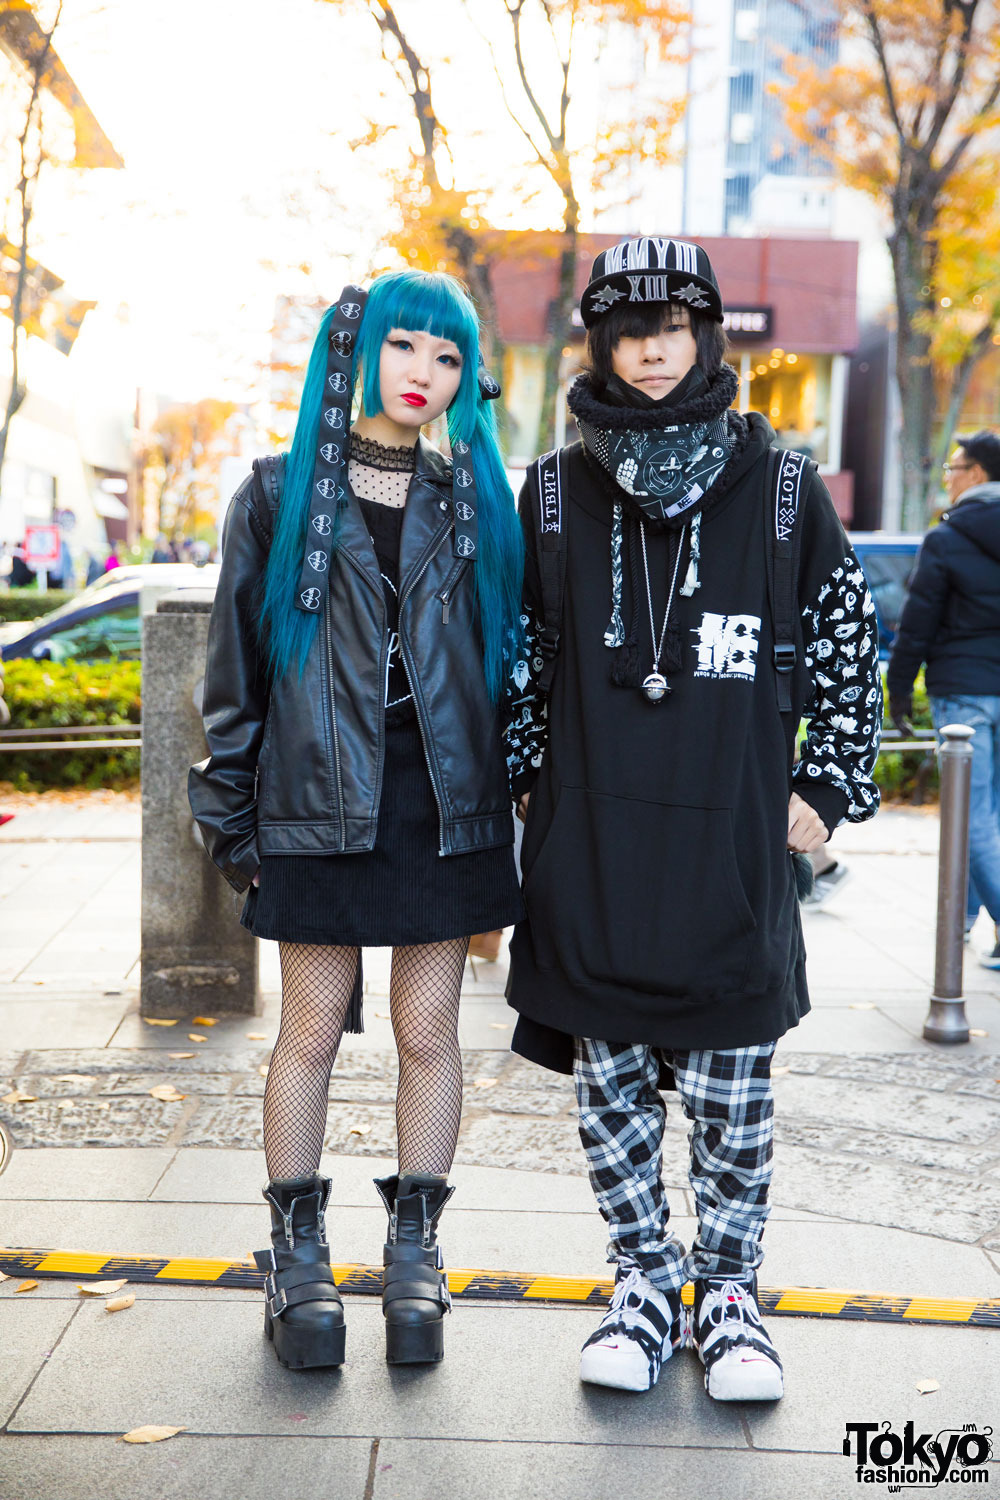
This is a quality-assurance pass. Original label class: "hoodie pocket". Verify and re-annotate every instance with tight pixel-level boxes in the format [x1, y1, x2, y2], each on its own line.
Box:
[524, 786, 756, 998]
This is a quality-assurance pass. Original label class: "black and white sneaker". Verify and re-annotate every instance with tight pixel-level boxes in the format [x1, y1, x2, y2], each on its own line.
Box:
[579, 1267, 686, 1392]
[692, 1276, 784, 1401]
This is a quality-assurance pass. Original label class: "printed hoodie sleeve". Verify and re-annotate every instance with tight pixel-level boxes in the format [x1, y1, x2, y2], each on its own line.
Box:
[187, 476, 270, 892]
[503, 474, 549, 802]
[792, 471, 882, 831]
[884, 527, 948, 699]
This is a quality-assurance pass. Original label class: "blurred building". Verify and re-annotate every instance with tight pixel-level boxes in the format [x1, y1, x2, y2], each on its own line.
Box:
[0, 5, 128, 567]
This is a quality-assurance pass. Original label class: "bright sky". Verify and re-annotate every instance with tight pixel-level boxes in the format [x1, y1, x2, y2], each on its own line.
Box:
[28, 0, 628, 405]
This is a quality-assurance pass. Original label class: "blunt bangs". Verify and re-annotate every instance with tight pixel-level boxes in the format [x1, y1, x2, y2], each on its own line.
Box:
[360, 271, 481, 433]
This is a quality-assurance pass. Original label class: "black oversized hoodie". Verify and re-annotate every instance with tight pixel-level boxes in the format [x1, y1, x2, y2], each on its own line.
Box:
[887, 482, 1000, 700]
[503, 382, 881, 1066]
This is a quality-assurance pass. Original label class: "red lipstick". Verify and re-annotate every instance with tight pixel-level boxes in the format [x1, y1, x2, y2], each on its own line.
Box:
[401, 393, 427, 407]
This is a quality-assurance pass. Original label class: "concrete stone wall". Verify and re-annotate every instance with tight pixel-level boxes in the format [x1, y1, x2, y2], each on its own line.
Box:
[141, 591, 259, 1017]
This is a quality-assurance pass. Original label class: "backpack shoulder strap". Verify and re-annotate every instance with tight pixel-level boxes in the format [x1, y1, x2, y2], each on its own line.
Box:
[527, 447, 569, 697]
[765, 445, 810, 715]
[251, 455, 284, 546]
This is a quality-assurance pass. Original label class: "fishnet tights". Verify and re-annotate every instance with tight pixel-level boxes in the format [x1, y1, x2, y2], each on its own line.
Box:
[262, 938, 468, 1181]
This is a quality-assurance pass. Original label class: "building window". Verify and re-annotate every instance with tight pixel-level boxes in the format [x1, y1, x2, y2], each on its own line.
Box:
[740, 352, 834, 464]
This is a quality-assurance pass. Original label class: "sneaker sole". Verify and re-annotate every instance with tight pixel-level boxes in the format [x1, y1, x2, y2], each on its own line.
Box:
[580, 1342, 657, 1392]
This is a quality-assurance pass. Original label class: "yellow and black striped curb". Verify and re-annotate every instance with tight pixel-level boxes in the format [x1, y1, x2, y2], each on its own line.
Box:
[1, 1248, 998, 1328]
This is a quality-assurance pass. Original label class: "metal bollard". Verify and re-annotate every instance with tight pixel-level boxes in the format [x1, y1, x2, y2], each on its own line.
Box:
[923, 723, 975, 1044]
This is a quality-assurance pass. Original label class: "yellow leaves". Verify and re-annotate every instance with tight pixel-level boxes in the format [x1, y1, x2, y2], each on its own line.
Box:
[143, 1018, 178, 1027]
[15, 1280, 38, 1292]
[120, 1425, 186, 1445]
[246, 1033, 268, 1041]
[187, 1034, 207, 1044]
[1, 1090, 36, 1104]
[168, 1052, 195, 1060]
[148, 1084, 186, 1103]
[79, 1280, 128, 1296]
[106, 1294, 135, 1313]
[191, 1016, 217, 1027]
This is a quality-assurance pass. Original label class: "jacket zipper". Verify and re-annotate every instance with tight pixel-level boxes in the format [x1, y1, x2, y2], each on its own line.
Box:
[324, 607, 345, 845]
[437, 557, 469, 624]
[399, 519, 453, 855]
[336, 546, 389, 843]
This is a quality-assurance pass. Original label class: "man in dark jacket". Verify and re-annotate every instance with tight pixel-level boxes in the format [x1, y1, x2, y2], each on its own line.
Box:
[504, 238, 881, 1405]
[887, 429, 1000, 964]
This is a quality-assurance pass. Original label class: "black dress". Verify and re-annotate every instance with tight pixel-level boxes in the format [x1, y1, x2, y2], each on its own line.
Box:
[242, 493, 524, 947]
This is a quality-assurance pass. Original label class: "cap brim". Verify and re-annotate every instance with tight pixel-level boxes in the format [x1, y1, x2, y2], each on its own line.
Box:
[580, 270, 723, 328]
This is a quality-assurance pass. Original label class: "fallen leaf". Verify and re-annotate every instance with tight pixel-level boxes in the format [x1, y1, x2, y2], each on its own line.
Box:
[246, 1033, 268, 1041]
[15, 1280, 38, 1293]
[93, 1101, 110, 1110]
[143, 1018, 178, 1027]
[259, 1064, 269, 1077]
[916, 1379, 940, 1395]
[106, 1294, 136, 1313]
[79, 1280, 128, 1296]
[348, 1123, 370, 1136]
[191, 1016, 218, 1027]
[1, 1090, 37, 1104]
[188, 1034, 207, 1043]
[489, 1022, 510, 1030]
[374, 1012, 389, 1019]
[119, 1425, 186, 1445]
[849, 1003, 876, 1010]
[0, 1270, 8, 1282]
[771, 1065, 791, 1076]
[473, 1077, 498, 1090]
[149, 1084, 186, 1103]
[969, 1029, 988, 1038]
[56, 1099, 74, 1111]
[54, 1074, 93, 1086]
[168, 1052, 195, 1060]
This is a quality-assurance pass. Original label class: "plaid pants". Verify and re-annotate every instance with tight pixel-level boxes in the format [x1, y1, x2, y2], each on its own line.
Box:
[574, 1037, 776, 1293]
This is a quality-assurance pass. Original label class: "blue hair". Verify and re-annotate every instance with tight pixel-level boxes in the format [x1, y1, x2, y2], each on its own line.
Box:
[258, 270, 524, 702]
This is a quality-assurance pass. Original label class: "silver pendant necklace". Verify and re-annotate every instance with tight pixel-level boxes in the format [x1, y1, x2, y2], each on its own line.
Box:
[639, 521, 687, 702]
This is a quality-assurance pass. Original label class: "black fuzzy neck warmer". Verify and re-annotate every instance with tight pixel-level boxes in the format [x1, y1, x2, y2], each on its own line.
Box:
[566, 362, 749, 690]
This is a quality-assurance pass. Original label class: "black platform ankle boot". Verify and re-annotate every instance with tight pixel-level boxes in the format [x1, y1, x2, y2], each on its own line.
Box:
[253, 1173, 346, 1370]
[373, 1173, 455, 1365]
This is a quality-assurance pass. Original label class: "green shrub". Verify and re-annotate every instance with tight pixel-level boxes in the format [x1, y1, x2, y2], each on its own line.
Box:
[1, 660, 141, 791]
[0, 590, 78, 623]
[873, 669, 938, 804]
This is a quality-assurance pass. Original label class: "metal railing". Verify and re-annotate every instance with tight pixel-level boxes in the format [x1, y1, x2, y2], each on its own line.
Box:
[0, 724, 141, 752]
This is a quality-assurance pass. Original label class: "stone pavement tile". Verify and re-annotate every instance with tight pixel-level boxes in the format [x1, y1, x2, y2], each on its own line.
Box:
[10, 1301, 745, 1447]
[771, 1072, 1000, 1145]
[152, 1151, 601, 1213]
[0, 1300, 79, 1425]
[373, 1439, 850, 1500]
[770, 1141, 1000, 1243]
[0, 1148, 176, 1202]
[880, 994, 1000, 1041]
[786, 1007, 930, 1052]
[753, 1220, 1000, 1300]
[0, 1198, 613, 1280]
[1, 1097, 186, 1149]
[0, 1434, 374, 1500]
[0, 1000, 130, 1051]
[458, 1009, 520, 1050]
[743, 1319, 1000, 1453]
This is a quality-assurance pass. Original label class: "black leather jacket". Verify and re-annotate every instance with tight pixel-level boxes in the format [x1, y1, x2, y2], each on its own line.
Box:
[188, 438, 514, 892]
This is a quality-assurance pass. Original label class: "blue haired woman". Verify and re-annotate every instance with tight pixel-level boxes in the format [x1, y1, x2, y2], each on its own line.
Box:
[189, 271, 524, 1372]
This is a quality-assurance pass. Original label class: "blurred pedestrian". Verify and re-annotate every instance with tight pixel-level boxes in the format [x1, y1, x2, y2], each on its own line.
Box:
[189, 270, 524, 1374]
[0, 655, 12, 828]
[505, 237, 882, 1403]
[888, 429, 1000, 966]
[151, 534, 172, 563]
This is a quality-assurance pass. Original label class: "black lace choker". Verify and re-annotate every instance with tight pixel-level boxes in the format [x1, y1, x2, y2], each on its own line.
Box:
[349, 432, 417, 472]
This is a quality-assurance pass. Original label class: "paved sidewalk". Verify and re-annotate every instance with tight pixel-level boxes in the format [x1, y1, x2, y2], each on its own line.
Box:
[1, 794, 999, 1498]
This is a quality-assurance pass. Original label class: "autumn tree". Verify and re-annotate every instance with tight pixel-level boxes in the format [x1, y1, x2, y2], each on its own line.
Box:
[778, 0, 1000, 529]
[143, 400, 243, 539]
[322, 0, 687, 448]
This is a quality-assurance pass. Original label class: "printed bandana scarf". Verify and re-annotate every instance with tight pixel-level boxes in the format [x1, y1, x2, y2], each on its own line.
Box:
[574, 411, 732, 525]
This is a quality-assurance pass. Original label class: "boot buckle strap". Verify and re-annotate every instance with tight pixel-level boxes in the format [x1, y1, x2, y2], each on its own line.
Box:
[265, 1275, 287, 1319]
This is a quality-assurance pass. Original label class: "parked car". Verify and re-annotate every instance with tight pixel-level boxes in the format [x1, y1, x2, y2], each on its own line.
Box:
[0, 565, 220, 663]
[847, 533, 920, 661]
